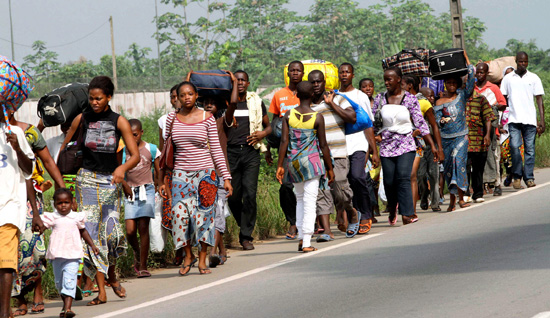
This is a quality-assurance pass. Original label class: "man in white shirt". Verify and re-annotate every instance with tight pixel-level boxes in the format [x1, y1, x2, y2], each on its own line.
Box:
[0, 119, 36, 318]
[500, 52, 545, 188]
[335, 63, 379, 236]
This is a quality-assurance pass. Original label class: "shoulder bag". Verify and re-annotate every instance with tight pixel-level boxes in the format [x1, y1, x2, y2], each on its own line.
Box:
[58, 116, 84, 174]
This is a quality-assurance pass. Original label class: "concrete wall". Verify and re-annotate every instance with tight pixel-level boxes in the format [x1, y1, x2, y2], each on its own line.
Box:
[15, 87, 281, 140]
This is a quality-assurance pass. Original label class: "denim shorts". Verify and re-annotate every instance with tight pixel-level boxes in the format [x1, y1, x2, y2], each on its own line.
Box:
[124, 183, 155, 220]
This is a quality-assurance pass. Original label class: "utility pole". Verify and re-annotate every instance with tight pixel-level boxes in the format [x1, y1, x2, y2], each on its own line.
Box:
[110, 16, 118, 90]
[8, 0, 15, 61]
[155, 0, 163, 89]
[449, 0, 465, 49]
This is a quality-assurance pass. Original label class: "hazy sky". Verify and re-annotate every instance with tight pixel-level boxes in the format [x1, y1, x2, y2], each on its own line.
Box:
[1, 0, 548, 65]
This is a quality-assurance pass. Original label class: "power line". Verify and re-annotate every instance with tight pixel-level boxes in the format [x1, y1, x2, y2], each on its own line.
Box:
[0, 19, 109, 49]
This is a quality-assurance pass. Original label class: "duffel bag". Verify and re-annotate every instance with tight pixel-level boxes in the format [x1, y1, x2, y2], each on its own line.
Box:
[382, 49, 435, 77]
[0, 55, 33, 112]
[486, 56, 516, 84]
[429, 48, 468, 80]
[284, 59, 340, 90]
[37, 83, 89, 127]
[187, 70, 232, 97]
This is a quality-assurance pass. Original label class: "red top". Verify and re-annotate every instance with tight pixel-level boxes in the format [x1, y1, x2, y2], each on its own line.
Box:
[166, 112, 231, 180]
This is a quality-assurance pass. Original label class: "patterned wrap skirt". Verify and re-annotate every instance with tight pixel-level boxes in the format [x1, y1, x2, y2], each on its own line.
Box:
[76, 169, 127, 278]
[442, 135, 469, 194]
[11, 190, 46, 297]
[170, 169, 218, 251]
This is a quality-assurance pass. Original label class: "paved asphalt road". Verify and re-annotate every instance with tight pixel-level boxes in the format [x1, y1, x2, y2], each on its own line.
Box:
[34, 168, 550, 318]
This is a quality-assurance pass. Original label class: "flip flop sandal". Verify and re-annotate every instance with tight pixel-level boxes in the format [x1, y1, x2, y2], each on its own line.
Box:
[60, 310, 76, 318]
[198, 267, 212, 275]
[13, 308, 27, 317]
[219, 255, 227, 265]
[346, 210, 361, 238]
[137, 270, 151, 278]
[179, 264, 192, 276]
[458, 201, 471, 208]
[82, 290, 93, 297]
[389, 214, 398, 226]
[302, 246, 318, 253]
[432, 207, 442, 212]
[111, 283, 126, 298]
[358, 222, 371, 235]
[316, 234, 334, 243]
[285, 232, 297, 240]
[30, 302, 45, 314]
[86, 297, 107, 306]
[314, 228, 325, 234]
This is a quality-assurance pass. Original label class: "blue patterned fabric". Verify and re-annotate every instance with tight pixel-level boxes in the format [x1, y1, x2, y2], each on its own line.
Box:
[286, 127, 326, 184]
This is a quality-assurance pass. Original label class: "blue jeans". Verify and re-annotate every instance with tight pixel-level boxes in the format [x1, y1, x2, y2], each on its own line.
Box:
[381, 151, 416, 216]
[509, 123, 536, 181]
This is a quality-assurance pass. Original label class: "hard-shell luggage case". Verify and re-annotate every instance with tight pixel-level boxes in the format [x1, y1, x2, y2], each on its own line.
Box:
[429, 48, 468, 80]
[37, 83, 89, 127]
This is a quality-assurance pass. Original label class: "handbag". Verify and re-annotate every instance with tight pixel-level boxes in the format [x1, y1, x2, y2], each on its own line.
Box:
[158, 112, 176, 171]
[58, 116, 84, 174]
[382, 49, 435, 77]
[333, 90, 373, 135]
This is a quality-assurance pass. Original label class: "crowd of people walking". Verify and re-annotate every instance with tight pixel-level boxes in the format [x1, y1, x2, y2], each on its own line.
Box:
[0, 50, 545, 318]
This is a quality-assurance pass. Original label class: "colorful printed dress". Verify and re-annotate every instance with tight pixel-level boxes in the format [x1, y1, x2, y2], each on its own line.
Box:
[166, 112, 231, 250]
[433, 64, 475, 194]
[285, 109, 326, 184]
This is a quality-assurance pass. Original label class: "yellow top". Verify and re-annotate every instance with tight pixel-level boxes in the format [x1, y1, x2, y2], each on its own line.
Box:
[289, 108, 317, 129]
[419, 99, 433, 116]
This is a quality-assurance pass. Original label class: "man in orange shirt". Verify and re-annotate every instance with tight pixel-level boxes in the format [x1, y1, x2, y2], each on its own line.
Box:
[269, 61, 303, 239]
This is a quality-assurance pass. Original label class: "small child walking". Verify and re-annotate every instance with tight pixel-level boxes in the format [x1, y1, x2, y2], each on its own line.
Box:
[277, 81, 335, 252]
[41, 188, 98, 318]
[122, 119, 160, 278]
[203, 96, 231, 267]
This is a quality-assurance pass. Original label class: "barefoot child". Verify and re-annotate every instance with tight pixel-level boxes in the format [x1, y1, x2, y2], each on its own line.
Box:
[276, 81, 335, 253]
[121, 119, 160, 278]
[41, 188, 98, 318]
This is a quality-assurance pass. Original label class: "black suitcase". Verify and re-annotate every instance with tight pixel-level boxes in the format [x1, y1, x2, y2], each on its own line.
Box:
[429, 48, 468, 80]
[37, 83, 90, 127]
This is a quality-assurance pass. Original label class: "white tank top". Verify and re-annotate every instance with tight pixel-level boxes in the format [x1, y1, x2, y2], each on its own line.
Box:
[380, 104, 413, 135]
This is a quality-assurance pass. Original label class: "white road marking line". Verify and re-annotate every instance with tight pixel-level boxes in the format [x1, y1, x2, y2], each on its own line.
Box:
[531, 312, 550, 318]
[92, 233, 384, 318]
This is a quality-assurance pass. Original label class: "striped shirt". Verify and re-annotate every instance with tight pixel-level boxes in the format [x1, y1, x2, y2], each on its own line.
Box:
[311, 100, 348, 158]
[166, 112, 231, 180]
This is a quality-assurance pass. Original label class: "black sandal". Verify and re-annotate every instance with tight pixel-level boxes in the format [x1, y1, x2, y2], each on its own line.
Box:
[86, 297, 106, 306]
[179, 264, 192, 276]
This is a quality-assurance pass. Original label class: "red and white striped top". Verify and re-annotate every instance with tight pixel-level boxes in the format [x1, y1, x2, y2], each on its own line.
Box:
[166, 112, 231, 180]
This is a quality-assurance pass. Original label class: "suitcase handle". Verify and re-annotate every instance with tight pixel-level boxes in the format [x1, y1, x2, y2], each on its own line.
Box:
[398, 49, 428, 63]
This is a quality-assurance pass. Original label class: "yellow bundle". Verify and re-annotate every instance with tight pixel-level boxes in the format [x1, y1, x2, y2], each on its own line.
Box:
[284, 59, 340, 90]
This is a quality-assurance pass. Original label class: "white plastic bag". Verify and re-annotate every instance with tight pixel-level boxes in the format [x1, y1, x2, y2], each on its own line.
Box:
[149, 193, 166, 253]
[378, 168, 387, 205]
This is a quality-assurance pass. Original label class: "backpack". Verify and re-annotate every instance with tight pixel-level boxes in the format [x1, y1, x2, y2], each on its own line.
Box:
[122, 143, 158, 165]
[37, 83, 89, 127]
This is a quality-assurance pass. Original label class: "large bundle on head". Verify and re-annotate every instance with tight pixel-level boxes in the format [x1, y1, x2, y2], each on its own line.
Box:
[485, 56, 516, 84]
[284, 59, 340, 90]
[0, 55, 33, 112]
[187, 70, 232, 98]
[429, 48, 469, 80]
[382, 49, 435, 77]
[37, 83, 90, 127]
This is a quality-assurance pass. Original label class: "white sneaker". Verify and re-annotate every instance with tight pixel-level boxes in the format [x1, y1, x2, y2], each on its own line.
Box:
[474, 198, 485, 203]
[463, 196, 473, 203]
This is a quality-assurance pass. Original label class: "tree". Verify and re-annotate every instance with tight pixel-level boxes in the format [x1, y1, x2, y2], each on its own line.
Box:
[22, 41, 60, 81]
